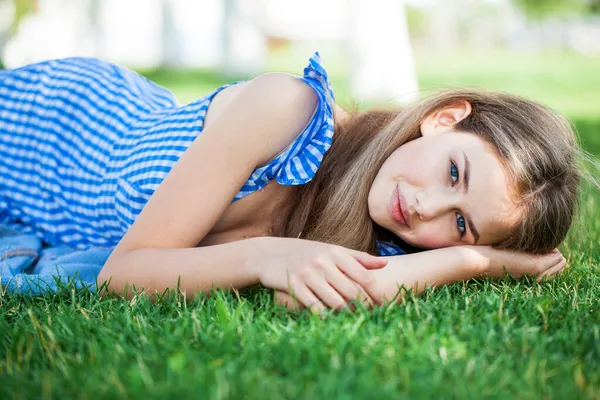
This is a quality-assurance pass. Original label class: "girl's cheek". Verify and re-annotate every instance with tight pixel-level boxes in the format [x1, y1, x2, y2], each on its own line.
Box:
[412, 226, 449, 249]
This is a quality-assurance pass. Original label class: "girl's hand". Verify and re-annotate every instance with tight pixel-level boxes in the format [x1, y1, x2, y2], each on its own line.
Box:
[273, 290, 306, 312]
[272, 289, 370, 313]
[251, 237, 387, 313]
[471, 246, 567, 281]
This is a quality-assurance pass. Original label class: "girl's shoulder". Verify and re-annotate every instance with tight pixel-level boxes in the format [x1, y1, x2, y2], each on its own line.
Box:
[234, 52, 337, 199]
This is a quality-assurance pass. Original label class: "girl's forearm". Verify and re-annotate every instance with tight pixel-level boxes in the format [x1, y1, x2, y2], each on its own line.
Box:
[369, 246, 490, 305]
[97, 238, 263, 300]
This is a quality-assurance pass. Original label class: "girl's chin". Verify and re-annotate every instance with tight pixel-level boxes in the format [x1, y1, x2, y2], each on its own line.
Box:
[374, 219, 433, 250]
[395, 234, 436, 251]
[394, 233, 419, 247]
[388, 235, 432, 254]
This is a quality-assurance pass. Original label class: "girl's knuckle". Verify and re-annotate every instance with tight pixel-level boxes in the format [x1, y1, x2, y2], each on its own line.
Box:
[535, 265, 547, 274]
[313, 256, 331, 269]
[361, 272, 375, 286]
[288, 272, 301, 284]
[535, 264, 545, 274]
[329, 247, 345, 258]
[298, 267, 314, 281]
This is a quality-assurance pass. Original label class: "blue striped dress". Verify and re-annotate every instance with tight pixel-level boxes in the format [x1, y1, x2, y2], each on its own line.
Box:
[0, 52, 404, 256]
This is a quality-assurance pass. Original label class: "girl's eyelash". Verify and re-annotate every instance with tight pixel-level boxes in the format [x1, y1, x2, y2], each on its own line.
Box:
[450, 160, 466, 237]
[456, 213, 466, 237]
[450, 160, 459, 186]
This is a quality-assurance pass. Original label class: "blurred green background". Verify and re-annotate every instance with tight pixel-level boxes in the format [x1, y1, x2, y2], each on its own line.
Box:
[143, 48, 600, 156]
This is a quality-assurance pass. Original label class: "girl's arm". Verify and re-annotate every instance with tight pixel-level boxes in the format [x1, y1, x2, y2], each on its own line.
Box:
[274, 246, 485, 310]
[367, 245, 566, 305]
[98, 72, 319, 299]
[368, 246, 488, 304]
[274, 245, 566, 310]
[98, 238, 265, 300]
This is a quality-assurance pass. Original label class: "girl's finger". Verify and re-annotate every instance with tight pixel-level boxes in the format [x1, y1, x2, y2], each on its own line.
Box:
[275, 290, 327, 318]
[274, 290, 304, 310]
[334, 251, 377, 301]
[536, 259, 567, 282]
[348, 281, 375, 309]
[325, 258, 375, 308]
[332, 250, 377, 288]
[355, 253, 388, 269]
[346, 248, 388, 269]
[304, 267, 349, 310]
[288, 278, 326, 312]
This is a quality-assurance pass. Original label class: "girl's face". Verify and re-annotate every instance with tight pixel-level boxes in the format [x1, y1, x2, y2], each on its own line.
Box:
[368, 102, 520, 249]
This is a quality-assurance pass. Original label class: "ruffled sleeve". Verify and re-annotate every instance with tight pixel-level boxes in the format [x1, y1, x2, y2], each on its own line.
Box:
[274, 51, 336, 186]
[233, 52, 336, 200]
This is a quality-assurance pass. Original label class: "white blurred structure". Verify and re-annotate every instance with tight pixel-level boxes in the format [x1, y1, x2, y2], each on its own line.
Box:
[3, 0, 225, 68]
[221, 0, 266, 76]
[2, 0, 419, 103]
[3, 0, 98, 66]
[348, 0, 419, 103]
[261, 0, 419, 103]
[263, 0, 348, 40]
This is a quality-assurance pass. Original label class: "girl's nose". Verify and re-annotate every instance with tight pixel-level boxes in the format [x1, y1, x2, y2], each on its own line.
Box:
[415, 188, 459, 221]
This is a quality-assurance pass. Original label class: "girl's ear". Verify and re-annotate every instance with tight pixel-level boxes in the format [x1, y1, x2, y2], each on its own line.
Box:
[420, 100, 473, 136]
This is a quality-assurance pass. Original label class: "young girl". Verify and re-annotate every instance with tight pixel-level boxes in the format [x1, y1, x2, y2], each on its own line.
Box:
[0, 53, 578, 312]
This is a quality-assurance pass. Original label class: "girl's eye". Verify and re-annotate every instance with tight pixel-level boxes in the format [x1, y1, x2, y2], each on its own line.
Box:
[450, 161, 459, 186]
[456, 213, 466, 236]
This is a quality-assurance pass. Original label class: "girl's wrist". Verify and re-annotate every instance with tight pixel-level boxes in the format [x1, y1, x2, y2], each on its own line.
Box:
[244, 236, 288, 282]
[244, 236, 272, 282]
[457, 245, 494, 277]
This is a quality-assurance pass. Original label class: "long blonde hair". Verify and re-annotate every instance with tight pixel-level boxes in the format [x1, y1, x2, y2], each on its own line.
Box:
[282, 89, 583, 255]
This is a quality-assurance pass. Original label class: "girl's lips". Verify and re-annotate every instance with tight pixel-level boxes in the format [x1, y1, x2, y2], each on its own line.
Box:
[389, 184, 409, 227]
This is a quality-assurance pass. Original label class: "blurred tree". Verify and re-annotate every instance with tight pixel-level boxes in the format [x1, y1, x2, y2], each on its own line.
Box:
[12, 0, 37, 30]
[513, 0, 600, 18]
[0, 0, 37, 68]
[587, 0, 600, 13]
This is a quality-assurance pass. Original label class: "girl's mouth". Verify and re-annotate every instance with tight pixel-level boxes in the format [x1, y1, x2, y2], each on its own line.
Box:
[389, 184, 409, 227]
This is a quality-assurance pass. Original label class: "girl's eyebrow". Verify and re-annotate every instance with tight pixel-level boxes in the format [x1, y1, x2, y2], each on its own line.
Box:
[462, 151, 470, 193]
[462, 151, 480, 244]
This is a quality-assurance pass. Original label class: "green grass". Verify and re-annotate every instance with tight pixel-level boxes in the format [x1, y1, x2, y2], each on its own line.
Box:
[1, 49, 599, 399]
[1, 273, 600, 399]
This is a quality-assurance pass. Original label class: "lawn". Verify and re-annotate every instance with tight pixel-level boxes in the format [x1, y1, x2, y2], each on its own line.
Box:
[1, 49, 599, 400]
